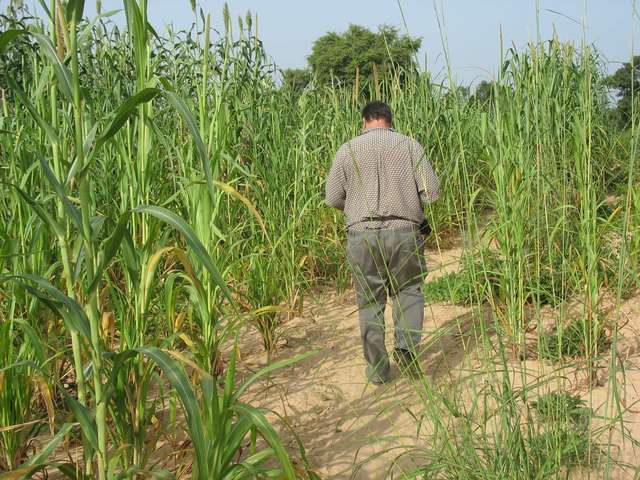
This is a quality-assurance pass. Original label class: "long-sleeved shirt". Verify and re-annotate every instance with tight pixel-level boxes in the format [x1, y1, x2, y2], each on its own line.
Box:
[325, 126, 440, 231]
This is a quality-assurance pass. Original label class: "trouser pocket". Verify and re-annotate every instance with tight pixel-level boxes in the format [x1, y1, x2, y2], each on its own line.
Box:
[387, 228, 426, 295]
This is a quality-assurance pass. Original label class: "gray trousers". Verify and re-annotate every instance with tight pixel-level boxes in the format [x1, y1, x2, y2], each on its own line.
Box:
[346, 226, 427, 382]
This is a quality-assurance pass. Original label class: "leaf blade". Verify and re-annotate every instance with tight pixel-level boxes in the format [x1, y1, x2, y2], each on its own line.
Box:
[134, 205, 232, 303]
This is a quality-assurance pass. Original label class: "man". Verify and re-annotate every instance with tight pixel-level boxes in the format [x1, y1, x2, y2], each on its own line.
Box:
[325, 101, 440, 384]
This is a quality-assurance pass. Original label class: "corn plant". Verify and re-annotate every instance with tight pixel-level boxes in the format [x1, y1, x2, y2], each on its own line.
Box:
[0, 1, 300, 477]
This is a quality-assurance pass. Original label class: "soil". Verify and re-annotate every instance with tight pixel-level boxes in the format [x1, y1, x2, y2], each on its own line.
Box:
[236, 244, 640, 480]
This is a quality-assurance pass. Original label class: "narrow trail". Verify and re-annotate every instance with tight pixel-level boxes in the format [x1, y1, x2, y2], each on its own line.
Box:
[237, 244, 473, 479]
[237, 242, 640, 479]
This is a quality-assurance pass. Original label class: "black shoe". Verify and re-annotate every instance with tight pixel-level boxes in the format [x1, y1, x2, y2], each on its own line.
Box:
[366, 362, 393, 385]
[393, 349, 422, 379]
[370, 376, 391, 386]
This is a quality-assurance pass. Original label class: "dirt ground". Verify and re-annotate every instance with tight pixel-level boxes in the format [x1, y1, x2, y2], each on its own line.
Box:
[236, 244, 640, 479]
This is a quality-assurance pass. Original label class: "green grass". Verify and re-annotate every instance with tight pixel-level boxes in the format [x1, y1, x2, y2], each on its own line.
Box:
[424, 251, 499, 306]
[409, 365, 602, 479]
[531, 391, 593, 427]
[540, 321, 610, 361]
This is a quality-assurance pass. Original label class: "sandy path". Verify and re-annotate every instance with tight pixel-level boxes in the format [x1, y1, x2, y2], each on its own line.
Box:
[235, 241, 640, 479]
[237, 246, 474, 479]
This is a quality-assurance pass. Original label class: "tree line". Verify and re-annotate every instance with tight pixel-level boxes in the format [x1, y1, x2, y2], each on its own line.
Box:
[284, 24, 637, 128]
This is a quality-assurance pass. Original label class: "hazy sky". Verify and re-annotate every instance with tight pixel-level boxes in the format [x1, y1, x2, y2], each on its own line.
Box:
[6, 0, 638, 85]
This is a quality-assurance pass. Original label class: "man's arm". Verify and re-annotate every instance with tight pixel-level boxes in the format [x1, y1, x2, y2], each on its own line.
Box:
[411, 141, 440, 204]
[325, 147, 347, 210]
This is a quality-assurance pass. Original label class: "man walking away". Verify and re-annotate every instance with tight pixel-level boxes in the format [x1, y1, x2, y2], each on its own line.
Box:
[325, 101, 440, 384]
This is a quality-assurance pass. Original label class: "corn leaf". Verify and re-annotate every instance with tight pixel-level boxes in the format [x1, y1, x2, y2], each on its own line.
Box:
[14, 319, 46, 364]
[225, 449, 279, 479]
[5, 183, 65, 237]
[94, 88, 161, 152]
[31, 32, 74, 102]
[37, 153, 84, 236]
[55, 462, 92, 479]
[214, 180, 269, 242]
[162, 89, 216, 204]
[62, 390, 99, 452]
[137, 347, 208, 478]
[218, 416, 254, 471]
[231, 403, 296, 479]
[0, 424, 74, 480]
[86, 213, 130, 293]
[66, 122, 99, 186]
[0, 466, 41, 480]
[77, 89, 160, 182]
[27, 423, 73, 465]
[134, 205, 232, 303]
[2, 274, 92, 341]
[65, 0, 86, 23]
[103, 349, 138, 404]
[233, 351, 316, 401]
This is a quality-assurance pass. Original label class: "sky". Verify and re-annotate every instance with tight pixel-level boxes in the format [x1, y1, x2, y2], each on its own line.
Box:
[5, 0, 638, 86]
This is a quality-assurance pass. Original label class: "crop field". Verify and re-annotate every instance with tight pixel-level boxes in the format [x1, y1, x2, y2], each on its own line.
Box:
[1, 1, 640, 479]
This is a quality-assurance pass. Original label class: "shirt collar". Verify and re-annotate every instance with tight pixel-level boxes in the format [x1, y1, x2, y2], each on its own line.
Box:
[362, 126, 395, 134]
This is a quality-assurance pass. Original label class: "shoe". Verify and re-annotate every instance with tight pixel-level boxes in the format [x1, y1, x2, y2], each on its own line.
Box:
[370, 376, 390, 386]
[393, 348, 423, 379]
[366, 363, 393, 385]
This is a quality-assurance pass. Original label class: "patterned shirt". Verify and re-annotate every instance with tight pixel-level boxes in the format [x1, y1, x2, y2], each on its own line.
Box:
[325, 127, 440, 231]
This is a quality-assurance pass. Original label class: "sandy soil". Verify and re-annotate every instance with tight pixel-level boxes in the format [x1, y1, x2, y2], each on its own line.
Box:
[236, 244, 640, 479]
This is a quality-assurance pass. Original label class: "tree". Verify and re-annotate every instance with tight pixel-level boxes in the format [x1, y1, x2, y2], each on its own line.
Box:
[457, 85, 471, 100]
[473, 80, 495, 106]
[282, 68, 312, 92]
[606, 56, 640, 128]
[307, 24, 421, 86]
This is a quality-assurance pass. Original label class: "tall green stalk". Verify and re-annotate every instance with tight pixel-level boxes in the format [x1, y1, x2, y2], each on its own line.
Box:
[69, 8, 108, 479]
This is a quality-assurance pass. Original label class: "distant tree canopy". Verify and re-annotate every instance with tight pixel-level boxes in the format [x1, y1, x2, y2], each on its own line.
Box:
[296, 24, 421, 87]
[473, 80, 495, 105]
[282, 68, 312, 92]
[606, 56, 640, 128]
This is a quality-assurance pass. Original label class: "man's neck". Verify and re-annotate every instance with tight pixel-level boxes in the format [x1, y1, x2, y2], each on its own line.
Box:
[363, 120, 392, 131]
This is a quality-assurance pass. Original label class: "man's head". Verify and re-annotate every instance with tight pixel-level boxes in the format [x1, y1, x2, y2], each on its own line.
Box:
[361, 101, 392, 130]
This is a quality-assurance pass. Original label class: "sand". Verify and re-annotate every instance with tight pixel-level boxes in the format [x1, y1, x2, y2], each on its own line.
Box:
[236, 245, 640, 479]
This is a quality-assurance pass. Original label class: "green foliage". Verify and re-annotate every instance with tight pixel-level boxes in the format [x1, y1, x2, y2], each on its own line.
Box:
[605, 55, 640, 128]
[0, 5, 35, 93]
[526, 429, 595, 473]
[0, 2, 638, 479]
[540, 321, 609, 361]
[307, 24, 421, 85]
[282, 68, 312, 92]
[528, 392, 597, 472]
[0, 328, 47, 470]
[472, 79, 495, 106]
[424, 251, 499, 306]
[135, 345, 313, 480]
[413, 367, 601, 479]
[531, 392, 593, 427]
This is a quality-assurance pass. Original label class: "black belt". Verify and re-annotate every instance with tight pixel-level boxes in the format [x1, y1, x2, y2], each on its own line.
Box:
[353, 217, 432, 236]
[361, 215, 414, 223]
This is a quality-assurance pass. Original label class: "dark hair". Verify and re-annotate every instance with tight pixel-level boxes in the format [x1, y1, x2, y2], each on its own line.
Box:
[361, 101, 392, 125]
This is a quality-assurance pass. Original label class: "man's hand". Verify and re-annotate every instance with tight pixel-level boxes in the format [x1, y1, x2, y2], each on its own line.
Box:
[419, 220, 432, 237]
